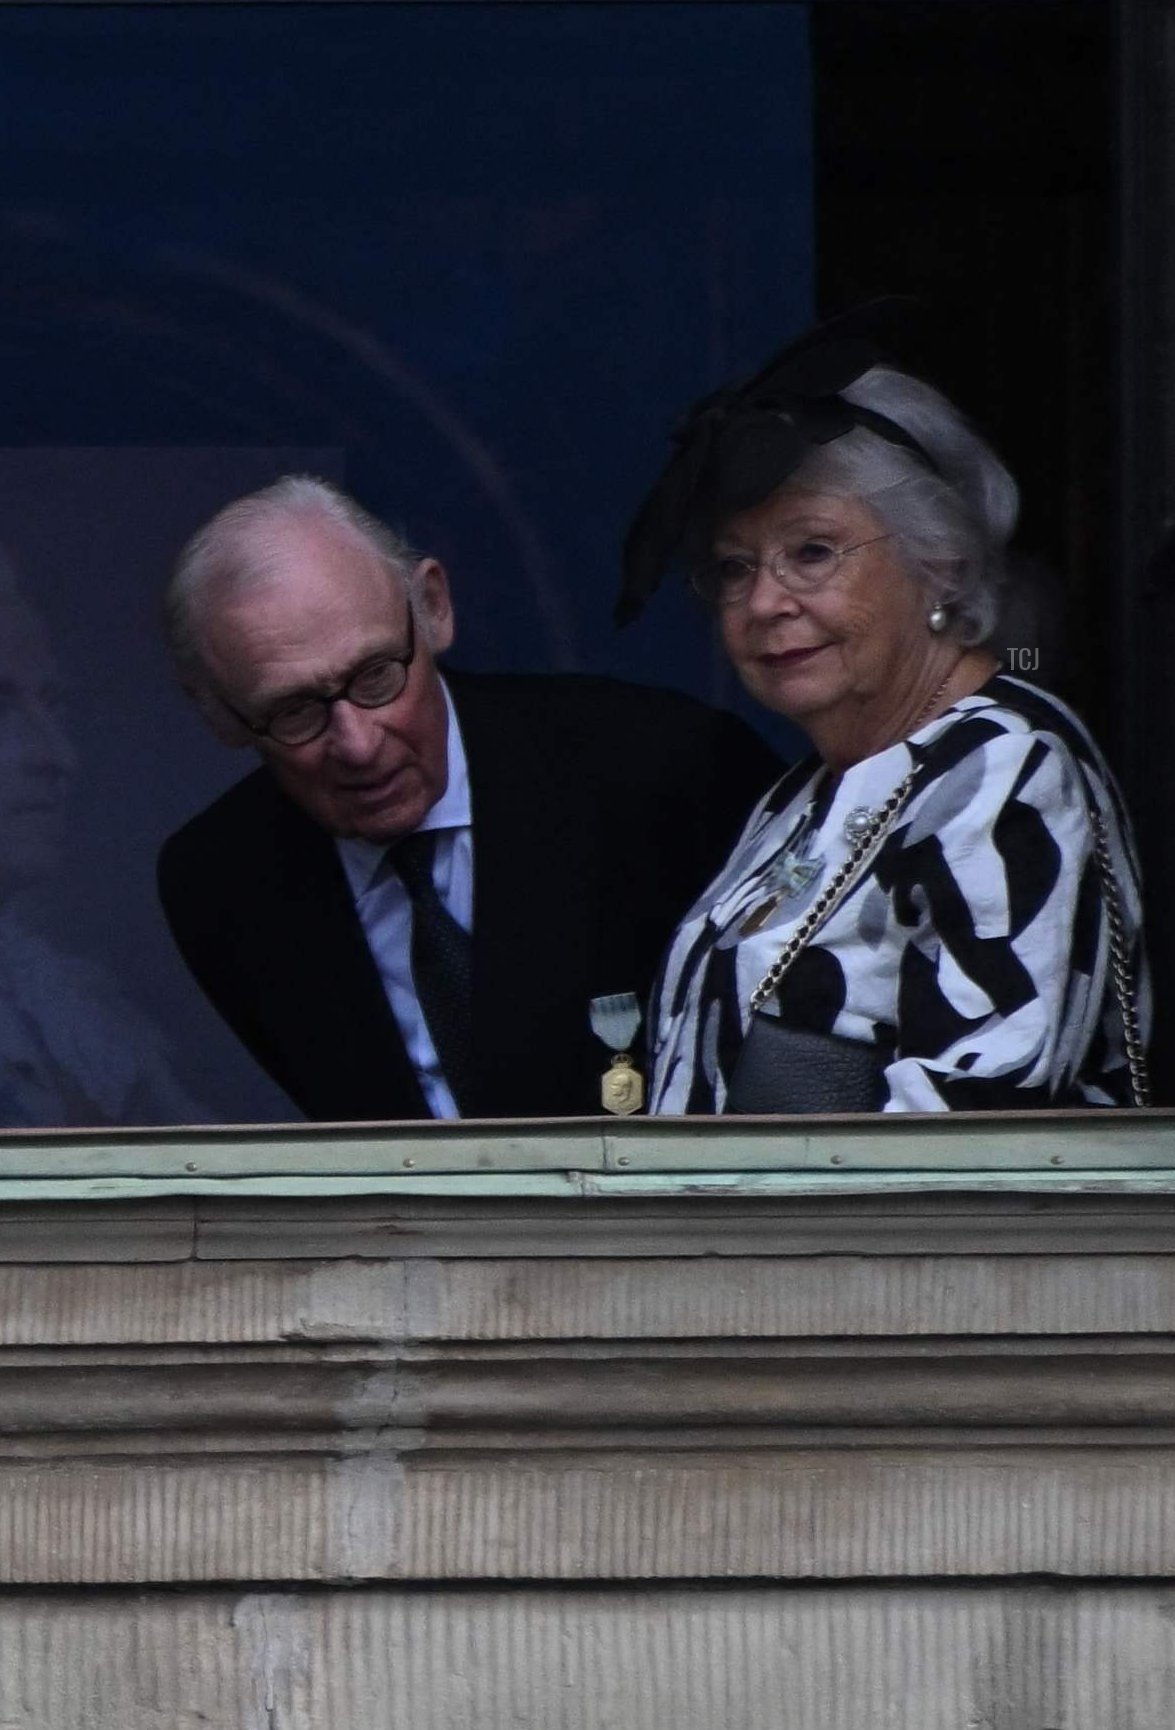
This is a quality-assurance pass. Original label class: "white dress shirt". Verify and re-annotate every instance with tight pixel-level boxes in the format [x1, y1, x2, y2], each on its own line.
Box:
[336, 680, 473, 1118]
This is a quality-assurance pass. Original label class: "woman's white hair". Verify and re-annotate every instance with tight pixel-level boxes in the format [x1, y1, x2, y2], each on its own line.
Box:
[789, 365, 1019, 645]
[164, 474, 424, 697]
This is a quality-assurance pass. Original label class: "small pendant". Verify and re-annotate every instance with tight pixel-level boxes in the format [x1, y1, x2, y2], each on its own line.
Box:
[739, 848, 826, 936]
[740, 892, 783, 937]
[777, 852, 825, 897]
[601, 1051, 644, 1116]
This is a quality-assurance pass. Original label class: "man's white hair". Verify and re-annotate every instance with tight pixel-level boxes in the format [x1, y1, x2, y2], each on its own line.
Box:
[164, 475, 425, 700]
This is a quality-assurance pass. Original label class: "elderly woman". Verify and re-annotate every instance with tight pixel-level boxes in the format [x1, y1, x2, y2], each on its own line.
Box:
[619, 321, 1149, 1112]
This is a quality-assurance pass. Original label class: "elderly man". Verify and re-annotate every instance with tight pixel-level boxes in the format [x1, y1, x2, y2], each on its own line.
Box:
[158, 477, 779, 1120]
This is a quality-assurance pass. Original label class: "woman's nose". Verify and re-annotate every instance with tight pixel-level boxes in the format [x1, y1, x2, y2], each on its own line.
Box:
[743, 561, 800, 617]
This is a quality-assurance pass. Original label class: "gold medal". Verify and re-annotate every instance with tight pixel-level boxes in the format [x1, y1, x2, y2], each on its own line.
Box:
[601, 1051, 644, 1116]
[590, 991, 645, 1116]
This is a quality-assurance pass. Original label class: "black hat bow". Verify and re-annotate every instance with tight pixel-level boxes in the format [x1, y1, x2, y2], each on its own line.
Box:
[617, 309, 935, 625]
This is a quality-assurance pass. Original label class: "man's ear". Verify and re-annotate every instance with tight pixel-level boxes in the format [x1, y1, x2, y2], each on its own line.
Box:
[411, 558, 456, 655]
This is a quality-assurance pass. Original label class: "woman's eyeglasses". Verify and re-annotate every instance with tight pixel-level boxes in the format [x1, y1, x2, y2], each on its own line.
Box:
[690, 533, 893, 608]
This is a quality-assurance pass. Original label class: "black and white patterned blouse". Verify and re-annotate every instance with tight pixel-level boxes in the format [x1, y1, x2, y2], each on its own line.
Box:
[649, 676, 1149, 1113]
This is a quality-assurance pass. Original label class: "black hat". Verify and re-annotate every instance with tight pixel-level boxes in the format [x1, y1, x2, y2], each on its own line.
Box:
[617, 303, 936, 625]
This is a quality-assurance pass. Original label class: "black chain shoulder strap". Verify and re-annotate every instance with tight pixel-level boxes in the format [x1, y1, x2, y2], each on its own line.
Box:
[746, 752, 1150, 1109]
[747, 769, 917, 1012]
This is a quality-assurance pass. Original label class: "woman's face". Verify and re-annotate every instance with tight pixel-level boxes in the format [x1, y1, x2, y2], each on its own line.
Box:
[715, 483, 937, 754]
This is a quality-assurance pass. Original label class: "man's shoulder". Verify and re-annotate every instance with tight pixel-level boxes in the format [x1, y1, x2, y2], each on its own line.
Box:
[446, 667, 765, 749]
[446, 668, 781, 817]
[159, 766, 313, 882]
[448, 666, 699, 710]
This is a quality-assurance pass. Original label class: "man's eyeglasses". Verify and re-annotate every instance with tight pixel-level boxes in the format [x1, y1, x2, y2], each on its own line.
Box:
[225, 611, 417, 747]
[690, 533, 894, 609]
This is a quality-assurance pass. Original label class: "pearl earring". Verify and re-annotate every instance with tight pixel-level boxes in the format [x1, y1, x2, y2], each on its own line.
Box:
[927, 602, 948, 634]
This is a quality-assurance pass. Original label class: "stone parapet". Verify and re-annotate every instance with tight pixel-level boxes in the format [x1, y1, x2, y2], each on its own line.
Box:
[0, 1117, 1172, 1724]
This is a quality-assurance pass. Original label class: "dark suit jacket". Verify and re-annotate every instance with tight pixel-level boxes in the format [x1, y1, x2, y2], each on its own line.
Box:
[158, 671, 780, 1120]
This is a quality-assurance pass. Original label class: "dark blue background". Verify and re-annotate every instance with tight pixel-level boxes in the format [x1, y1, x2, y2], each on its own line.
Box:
[0, 3, 811, 1119]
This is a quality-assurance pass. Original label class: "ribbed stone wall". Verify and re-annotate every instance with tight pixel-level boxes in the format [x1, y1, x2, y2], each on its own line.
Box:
[0, 1586, 1173, 1729]
[0, 1169, 1174, 1725]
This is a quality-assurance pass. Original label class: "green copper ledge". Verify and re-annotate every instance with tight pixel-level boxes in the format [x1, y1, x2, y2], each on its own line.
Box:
[0, 1110, 1171, 1198]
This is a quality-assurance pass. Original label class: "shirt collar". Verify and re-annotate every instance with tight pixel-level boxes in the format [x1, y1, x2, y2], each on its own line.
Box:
[336, 676, 470, 900]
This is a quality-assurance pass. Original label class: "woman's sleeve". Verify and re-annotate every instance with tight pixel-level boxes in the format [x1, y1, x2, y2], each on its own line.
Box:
[880, 728, 1096, 1111]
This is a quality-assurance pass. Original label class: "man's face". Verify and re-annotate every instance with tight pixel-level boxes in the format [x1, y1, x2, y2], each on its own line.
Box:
[197, 519, 455, 843]
[0, 597, 76, 894]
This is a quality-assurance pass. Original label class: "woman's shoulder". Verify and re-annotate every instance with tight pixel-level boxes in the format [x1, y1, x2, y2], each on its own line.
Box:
[919, 673, 1109, 783]
[941, 671, 1096, 744]
[901, 672, 1131, 854]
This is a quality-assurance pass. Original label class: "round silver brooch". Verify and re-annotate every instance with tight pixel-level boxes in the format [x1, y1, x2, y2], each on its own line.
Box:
[842, 806, 877, 845]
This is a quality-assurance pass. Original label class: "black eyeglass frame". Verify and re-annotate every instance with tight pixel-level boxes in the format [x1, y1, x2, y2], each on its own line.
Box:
[222, 608, 418, 747]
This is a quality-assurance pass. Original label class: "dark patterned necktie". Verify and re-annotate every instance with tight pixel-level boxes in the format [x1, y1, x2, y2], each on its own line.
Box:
[392, 829, 474, 1112]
